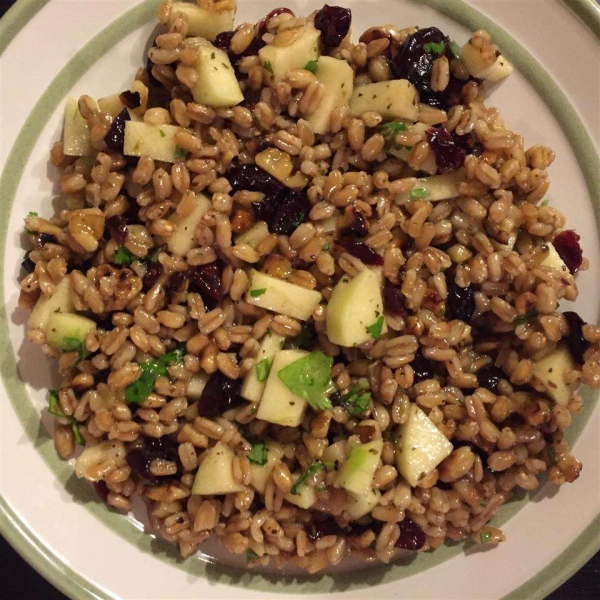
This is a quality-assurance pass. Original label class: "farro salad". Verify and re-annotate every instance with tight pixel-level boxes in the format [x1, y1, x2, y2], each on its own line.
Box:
[19, 0, 600, 572]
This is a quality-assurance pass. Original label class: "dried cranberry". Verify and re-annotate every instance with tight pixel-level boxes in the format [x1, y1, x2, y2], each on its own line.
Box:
[21, 252, 35, 273]
[104, 108, 130, 154]
[552, 230, 583, 274]
[106, 215, 128, 244]
[197, 371, 244, 418]
[227, 163, 284, 217]
[476, 366, 505, 393]
[119, 90, 141, 110]
[395, 518, 426, 550]
[410, 351, 436, 383]
[269, 189, 311, 235]
[145, 55, 161, 87]
[93, 481, 110, 502]
[188, 261, 224, 304]
[427, 127, 467, 173]
[306, 516, 375, 542]
[314, 5, 352, 47]
[142, 261, 163, 292]
[335, 239, 384, 266]
[35, 232, 57, 249]
[383, 282, 408, 318]
[126, 436, 181, 486]
[340, 207, 370, 237]
[563, 311, 590, 365]
[169, 270, 188, 293]
[257, 8, 295, 39]
[453, 132, 483, 158]
[392, 27, 457, 109]
[446, 281, 476, 322]
[213, 31, 235, 52]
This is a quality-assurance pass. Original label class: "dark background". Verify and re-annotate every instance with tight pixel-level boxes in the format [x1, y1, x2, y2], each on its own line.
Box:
[0, 0, 598, 598]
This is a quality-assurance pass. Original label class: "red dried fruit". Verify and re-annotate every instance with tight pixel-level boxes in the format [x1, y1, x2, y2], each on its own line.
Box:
[340, 206, 370, 237]
[335, 239, 384, 265]
[426, 127, 467, 173]
[410, 351, 436, 383]
[383, 281, 407, 317]
[395, 518, 426, 550]
[553, 230, 583, 274]
[126, 436, 181, 486]
[563, 311, 590, 365]
[104, 108, 130, 154]
[257, 8, 295, 39]
[314, 5, 352, 47]
[197, 371, 244, 418]
[188, 261, 224, 304]
[142, 261, 163, 292]
[119, 90, 141, 109]
[445, 281, 475, 322]
[476, 366, 505, 392]
[269, 189, 311, 235]
[106, 215, 128, 244]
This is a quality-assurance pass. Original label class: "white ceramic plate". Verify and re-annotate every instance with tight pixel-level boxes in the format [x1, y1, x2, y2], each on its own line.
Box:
[1, 1, 599, 598]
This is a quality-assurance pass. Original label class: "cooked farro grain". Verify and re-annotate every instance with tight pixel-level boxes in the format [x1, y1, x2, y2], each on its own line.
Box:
[20, 1, 598, 574]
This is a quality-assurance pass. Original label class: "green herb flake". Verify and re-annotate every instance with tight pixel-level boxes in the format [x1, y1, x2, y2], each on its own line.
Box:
[174, 145, 190, 160]
[304, 59, 318, 74]
[340, 380, 372, 416]
[256, 358, 271, 383]
[480, 500, 487, 507]
[247, 441, 268, 466]
[541, 198, 550, 206]
[316, 484, 328, 492]
[323, 241, 330, 251]
[263, 61, 274, 74]
[60, 336, 90, 362]
[290, 458, 327, 495]
[513, 309, 539, 325]
[113, 245, 137, 265]
[278, 351, 335, 411]
[250, 288, 267, 298]
[366, 316, 385, 340]
[449, 41, 460, 59]
[410, 187, 429, 199]
[378, 120, 408, 137]
[48, 390, 84, 445]
[24, 211, 38, 234]
[159, 129, 166, 138]
[547, 445, 557, 466]
[125, 344, 186, 404]
[246, 549, 259, 563]
[423, 41, 446, 55]
[148, 247, 161, 263]
[480, 531, 492, 544]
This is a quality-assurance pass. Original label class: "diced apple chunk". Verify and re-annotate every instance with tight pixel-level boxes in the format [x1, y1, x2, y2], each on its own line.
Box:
[459, 41, 513, 81]
[256, 350, 309, 427]
[284, 475, 317, 509]
[186, 372, 209, 400]
[166, 193, 211, 255]
[97, 93, 125, 118]
[540, 243, 569, 275]
[259, 24, 320, 82]
[250, 440, 284, 494]
[346, 487, 381, 520]
[307, 56, 354, 134]
[46, 313, 96, 351]
[63, 98, 93, 157]
[191, 45, 243, 107]
[170, 2, 234, 41]
[240, 333, 285, 402]
[192, 442, 246, 495]
[395, 169, 466, 205]
[235, 221, 269, 249]
[28, 278, 75, 331]
[326, 268, 386, 347]
[532, 343, 577, 406]
[396, 405, 453, 486]
[246, 270, 322, 321]
[350, 80, 419, 121]
[337, 439, 383, 496]
[123, 122, 184, 163]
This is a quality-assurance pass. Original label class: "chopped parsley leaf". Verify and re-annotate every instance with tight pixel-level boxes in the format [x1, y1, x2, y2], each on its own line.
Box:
[340, 380, 372, 416]
[148, 247, 161, 263]
[247, 441, 268, 466]
[250, 288, 267, 297]
[449, 41, 460, 59]
[423, 41, 446, 55]
[541, 199, 550, 206]
[159, 129, 166, 138]
[323, 241, 330, 251]
[48, 390, 84, 445]
[513, 309, 539, 325]
[113, 245, 138, 265]
[410, 187, 429, 199]
[290, 458, 328, 495]
[480, 531, 492, 544]
[174, 145, 190, 160]
[125, 344, 186, 404]
[278, 351, 335, 411]
[304, 60, 318, 74]
[366, 316, 385, 340]
[256, 358, 271, 383]
[60, 336, 90, 363]
[547, 445, 557, 466]
[378, 120, 408, 137]
[246, 549, 259, 563]
[263, 61, 274, 74]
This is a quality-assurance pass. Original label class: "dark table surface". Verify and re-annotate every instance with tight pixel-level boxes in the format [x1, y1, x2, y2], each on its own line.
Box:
[0, 0, 598, 598]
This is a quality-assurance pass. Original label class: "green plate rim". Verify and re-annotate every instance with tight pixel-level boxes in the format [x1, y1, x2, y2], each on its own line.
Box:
[0, 0, 598, 598]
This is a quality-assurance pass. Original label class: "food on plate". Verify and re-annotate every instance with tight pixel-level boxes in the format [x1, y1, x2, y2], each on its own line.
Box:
[18, 0, 599, 572]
